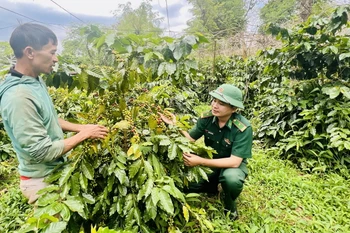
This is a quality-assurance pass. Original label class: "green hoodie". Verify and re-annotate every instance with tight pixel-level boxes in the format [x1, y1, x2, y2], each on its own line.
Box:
[0, 74, 65, 178]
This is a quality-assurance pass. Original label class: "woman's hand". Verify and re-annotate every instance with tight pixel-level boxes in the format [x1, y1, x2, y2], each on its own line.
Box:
[183, 152, 203, 167]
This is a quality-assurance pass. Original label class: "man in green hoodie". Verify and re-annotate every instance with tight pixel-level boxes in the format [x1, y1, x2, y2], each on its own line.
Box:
[0, 23, 109, 204]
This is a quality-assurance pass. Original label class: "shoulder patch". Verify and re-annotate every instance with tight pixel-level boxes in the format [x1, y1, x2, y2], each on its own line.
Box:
[233, 119, 247, 132]
[200, 111, 213, 118]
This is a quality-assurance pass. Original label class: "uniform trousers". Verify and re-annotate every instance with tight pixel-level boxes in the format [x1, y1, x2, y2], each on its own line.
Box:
[185, 167, 246, 212]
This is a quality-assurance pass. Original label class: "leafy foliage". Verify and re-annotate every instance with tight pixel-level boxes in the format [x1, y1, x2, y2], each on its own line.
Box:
[187, 0, 247, 38]
[0, 183, 32, 232]
[2, 149, 350, 232]
[260, 0, 332, 32]
[113, 0, 163, 36]
[18, 85, 215, 232]
[0, 42, 15, 71]
[212, 7, 350, 171]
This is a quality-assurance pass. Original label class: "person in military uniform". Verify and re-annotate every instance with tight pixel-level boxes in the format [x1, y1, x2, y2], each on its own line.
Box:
[160, 84, 253, 219]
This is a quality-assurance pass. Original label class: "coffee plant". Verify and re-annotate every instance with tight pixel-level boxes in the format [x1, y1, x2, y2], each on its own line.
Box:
[17, 85, 217, 232]
[189, 7, 350, 172]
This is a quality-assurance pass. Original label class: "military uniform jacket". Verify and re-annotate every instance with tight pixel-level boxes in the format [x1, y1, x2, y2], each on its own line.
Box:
[188, 111, 253, 174]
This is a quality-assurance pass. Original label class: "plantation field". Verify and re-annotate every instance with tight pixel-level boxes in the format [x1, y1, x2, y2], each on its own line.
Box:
[1, 147, 349, 233]
[0, 6, 349, 233]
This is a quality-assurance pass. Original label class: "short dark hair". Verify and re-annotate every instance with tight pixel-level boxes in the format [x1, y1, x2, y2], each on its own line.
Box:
[9, 23, 58, 58]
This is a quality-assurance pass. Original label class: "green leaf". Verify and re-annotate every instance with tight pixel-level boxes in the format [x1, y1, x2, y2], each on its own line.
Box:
[145, 196, 157, 220]
[70, 172, 80, 196]
[148, 115, 158, 130]
[113, 120, 130, 130]
[123, 194, 134, 215]
[195, 33, 209, 43]
[304, 42, 311, 51]
[138, 178, 154, 200]
[79, 172, 88, 192]
[61, 180, 71, 198]
[77, 71, 89, 90]
[59, 166, 74, 187]
[340, 86, 350, 99]
[45, 170, 62, 183]
[140, 225, 153, 233]
[169, 181, 185, 202]
[339, 52, 350, 60]
[157, 62, 166, 76]
[151, 187, 161, 205]
[129, 159, 142, 178]
[198, 167, 209, 181]
[153, 51, 164, 60]
[165, 63, 176, 75]
[105, 33, 115, 47]
[150, 154, 163, 176]
[322, 86, 340, 99]
[160, 138, 171, 146]
[183, 35, 197, 45]
[329, 45, 338, 54]
[159, 189, 174, 215]
[162, 183, 184, 202]
[63, 197, 84, 215]
[82, 193, 95, 204]
[60, 204, 71, 222]
[42, 222, 67, 233]
[184, 60, 198, 69]
[203, 220, 214, 231]
[114, 169, 128, 185]
[173, 44, 183, 61]
[134, 207, 141, 226]
[144, 52, 154, 63]
[186, 193, 201, 198]
[37, 185, 59, 195]
[183, 205, 189, 222]
[168, 143, 178, 160]
[109, 202, 118, 216]
[344, 141, 350, 150]
[144, 160, 154, 178]
[36, 193, 60, 207]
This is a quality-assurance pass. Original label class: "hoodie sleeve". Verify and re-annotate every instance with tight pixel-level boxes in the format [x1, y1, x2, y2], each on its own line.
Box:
[4, 89, 64, 163]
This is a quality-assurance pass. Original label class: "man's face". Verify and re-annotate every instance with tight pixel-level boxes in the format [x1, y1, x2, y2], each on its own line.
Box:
[211, 98, 236, 118]
[32, 40, 58, 76]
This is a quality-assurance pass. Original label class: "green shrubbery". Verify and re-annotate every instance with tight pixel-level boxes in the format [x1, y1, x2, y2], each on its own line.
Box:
[202, 7, 350, 172]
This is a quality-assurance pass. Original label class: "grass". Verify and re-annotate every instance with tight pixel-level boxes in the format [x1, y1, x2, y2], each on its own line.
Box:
[0, 159, 33, 233]
[191, 148, 350, 233]
[1, 148, 349, 232]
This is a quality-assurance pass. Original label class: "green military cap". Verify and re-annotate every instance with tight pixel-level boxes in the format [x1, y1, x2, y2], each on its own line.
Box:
[209, 84, 244, 109]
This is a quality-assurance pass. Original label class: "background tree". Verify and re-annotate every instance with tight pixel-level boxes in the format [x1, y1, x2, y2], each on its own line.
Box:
[186, 0, 247, 38]
[113, 0, 163, 36]
[259, 0, 335, 32]
[259, 0, 297, 29]
[60, 25, 114, 66]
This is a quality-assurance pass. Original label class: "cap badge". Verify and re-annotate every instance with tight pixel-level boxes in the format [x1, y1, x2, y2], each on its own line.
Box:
[218, 87, 224, 93]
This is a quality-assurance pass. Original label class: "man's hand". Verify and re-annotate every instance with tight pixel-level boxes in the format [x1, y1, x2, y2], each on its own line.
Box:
[79, 124, 109, 140]
[183, 152, 203, 167]
[62, 124, 109, 155]
[159, 112, 176, 125]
